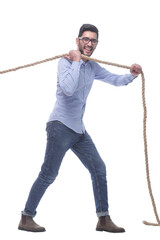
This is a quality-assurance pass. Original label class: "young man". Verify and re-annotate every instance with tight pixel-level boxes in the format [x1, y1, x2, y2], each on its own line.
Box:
[18, 24, 142, 233]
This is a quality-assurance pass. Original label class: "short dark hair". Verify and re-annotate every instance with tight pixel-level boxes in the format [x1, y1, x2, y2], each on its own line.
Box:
[78, 24, 99, 39]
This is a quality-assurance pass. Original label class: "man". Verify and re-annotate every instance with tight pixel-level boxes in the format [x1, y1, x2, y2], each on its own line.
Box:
[18, 24, 142, 233]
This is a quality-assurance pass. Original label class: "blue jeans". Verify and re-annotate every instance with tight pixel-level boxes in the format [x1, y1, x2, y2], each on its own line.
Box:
[23, 121, 109, 217]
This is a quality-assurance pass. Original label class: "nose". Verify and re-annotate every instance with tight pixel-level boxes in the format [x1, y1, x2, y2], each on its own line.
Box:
[88, 40, 92, 46]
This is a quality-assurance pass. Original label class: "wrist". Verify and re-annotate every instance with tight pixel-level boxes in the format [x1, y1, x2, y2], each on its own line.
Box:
[131, 73, 138, 77]
[72, 57, 81, 62]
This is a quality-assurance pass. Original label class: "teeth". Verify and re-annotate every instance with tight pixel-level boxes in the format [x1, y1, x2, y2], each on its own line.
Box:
[85, 47, 92, 50]
[85, 48, 92, 51]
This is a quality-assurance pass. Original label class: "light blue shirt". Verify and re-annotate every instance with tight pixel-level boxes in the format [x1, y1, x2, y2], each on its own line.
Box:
[48, 58, 135, 133]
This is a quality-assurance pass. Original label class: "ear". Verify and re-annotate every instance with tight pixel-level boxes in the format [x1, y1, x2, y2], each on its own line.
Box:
[76, 38, 79, 48]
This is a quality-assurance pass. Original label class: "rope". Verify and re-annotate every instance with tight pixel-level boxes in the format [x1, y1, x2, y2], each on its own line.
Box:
[0, 53, 159, 226]
[141, 71, 160, 226]
[0, 54, 67, 74]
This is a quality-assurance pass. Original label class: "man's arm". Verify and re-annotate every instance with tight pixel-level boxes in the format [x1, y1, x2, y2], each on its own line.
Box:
[94, 62, 142, 86]
[58, 50, 82, 96]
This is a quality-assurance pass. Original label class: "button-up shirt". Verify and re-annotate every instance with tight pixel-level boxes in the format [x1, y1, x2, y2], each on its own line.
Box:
[48, 58, 135, 133]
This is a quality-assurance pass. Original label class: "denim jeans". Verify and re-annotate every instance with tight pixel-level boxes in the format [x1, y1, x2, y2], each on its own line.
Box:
[23, 121, 109, 218]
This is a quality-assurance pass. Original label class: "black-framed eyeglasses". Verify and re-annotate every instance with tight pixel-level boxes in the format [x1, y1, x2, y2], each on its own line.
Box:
[79, 37, 98, 45]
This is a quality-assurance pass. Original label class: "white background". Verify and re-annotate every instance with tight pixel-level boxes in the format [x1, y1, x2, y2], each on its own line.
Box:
[0, 0, 160, 239]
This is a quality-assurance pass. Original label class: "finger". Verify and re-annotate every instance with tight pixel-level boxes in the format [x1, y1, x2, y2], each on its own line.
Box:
[64, 54, 70, 60]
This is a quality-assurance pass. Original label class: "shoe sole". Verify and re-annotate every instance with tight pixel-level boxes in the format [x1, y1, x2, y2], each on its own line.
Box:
[96, 227, 125, 233]
[18, 226, 46, 232]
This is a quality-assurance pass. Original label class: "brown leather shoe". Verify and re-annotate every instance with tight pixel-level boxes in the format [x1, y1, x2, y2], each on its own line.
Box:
[96, 215, 125, 233]
[18, 214, 46, 232]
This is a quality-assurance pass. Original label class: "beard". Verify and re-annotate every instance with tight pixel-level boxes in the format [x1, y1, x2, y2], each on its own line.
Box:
[78, 42, 94, 56]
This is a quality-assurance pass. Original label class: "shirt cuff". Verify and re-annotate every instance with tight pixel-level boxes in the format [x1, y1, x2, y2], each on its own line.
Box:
[129, 73, 137, 82]
[72, 61, 83, 68]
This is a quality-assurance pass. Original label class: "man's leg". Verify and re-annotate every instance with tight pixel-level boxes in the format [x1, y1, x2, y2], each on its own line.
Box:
[71, 130, 125, 233]
[18, 121, 81, 232]
[71, 131, 109, 216]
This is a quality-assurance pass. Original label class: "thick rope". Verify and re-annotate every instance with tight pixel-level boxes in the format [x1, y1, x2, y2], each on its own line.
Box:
[0, 53, 159, 226]
[141, 71, 160, 226]
[0, 54, 68, 74]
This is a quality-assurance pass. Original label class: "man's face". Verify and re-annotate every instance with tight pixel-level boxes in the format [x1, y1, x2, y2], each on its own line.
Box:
[76, 31, 98, 56]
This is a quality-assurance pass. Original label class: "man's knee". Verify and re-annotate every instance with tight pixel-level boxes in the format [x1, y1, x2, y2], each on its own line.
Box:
[38, 171, 58, 186]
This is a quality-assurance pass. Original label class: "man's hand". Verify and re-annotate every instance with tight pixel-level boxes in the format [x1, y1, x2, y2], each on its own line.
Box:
[65, 50, 81, 62]
[130, 64, 142, 77]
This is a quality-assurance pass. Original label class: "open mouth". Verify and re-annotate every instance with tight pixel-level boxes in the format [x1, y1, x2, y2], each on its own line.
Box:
[84, 46, 93, 55]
